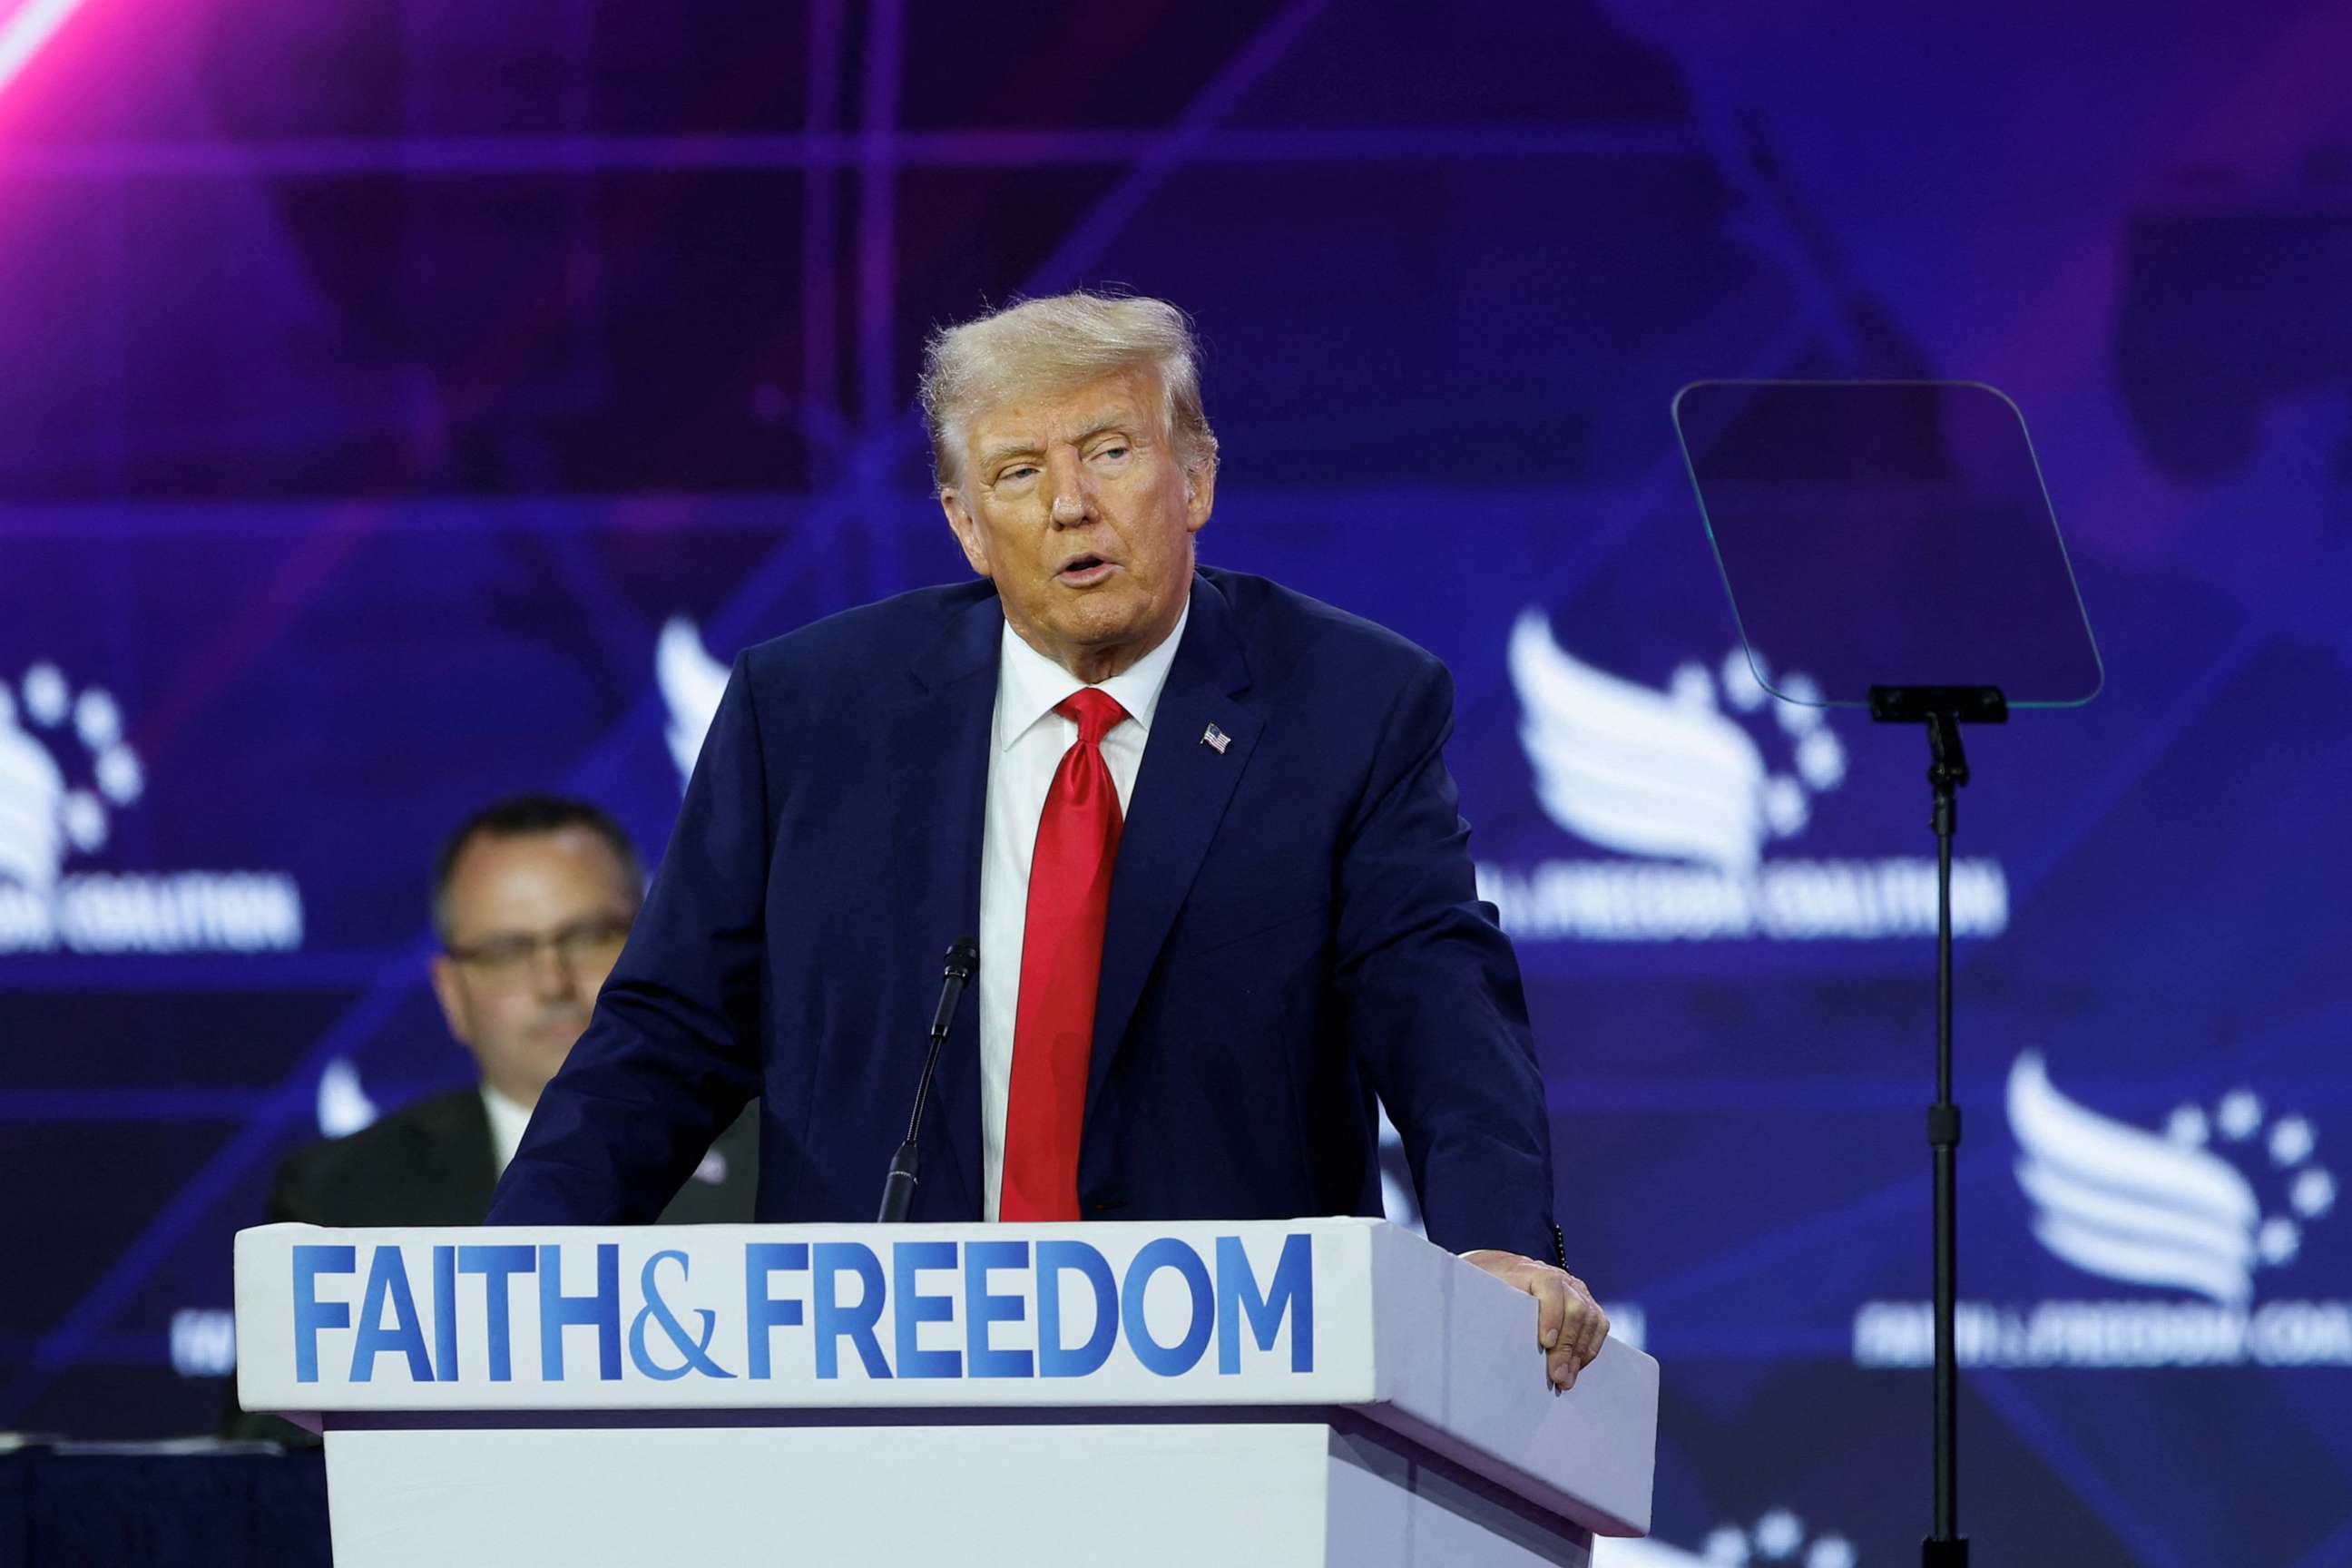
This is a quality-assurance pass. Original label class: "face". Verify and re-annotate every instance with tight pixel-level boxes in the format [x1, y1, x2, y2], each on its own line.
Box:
[427, 827, 641, 1109]
[940, 368, 1215, 682]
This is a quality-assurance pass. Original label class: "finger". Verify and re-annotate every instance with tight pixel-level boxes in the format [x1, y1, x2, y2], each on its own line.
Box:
[1550, 1273, 1594, 1360]
[1545, 1278, 1587, 1389]
[1549, 1287, 1608, 1390]
[1555, 1284, 1585, 1353]
[1583, 1301, 1611, 1365]
[1530, 1268, 1570, 1355]
[1568, 1282, 1607, 1367]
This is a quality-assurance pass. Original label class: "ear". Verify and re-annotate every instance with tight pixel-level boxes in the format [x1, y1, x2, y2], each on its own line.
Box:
[1182, 461, 1216, 535]
[428, 954, 475, 1047]
[940, 488, 994, 577]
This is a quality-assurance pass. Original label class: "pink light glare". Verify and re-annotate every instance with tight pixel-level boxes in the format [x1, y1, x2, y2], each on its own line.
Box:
[0, 0, 90, 100]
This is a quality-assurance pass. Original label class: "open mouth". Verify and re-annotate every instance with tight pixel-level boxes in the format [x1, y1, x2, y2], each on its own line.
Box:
[1056, 554, 1118, 585]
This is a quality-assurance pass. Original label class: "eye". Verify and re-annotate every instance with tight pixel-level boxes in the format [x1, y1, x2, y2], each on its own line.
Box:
[1093, 444, 1131, 462]
[996, 464, 1040, 485]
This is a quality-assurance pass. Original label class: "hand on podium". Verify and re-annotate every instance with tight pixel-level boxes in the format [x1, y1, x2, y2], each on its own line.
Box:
[1462, 1250, 1610, 1391]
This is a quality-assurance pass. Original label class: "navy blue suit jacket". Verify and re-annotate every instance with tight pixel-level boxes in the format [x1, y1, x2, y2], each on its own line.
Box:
[488, 567, 1558, 1258]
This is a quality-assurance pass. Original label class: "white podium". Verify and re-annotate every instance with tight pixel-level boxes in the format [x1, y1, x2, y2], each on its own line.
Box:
[235, 1217, 1657, 1566]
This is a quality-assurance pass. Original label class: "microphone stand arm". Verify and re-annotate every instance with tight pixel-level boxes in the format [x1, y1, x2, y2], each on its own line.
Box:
[877, 1023, 953, 1223]
[877, 941, 978, 1223]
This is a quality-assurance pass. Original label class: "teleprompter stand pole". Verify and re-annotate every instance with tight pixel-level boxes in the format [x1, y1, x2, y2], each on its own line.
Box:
[1869, 682, 2007, 1568]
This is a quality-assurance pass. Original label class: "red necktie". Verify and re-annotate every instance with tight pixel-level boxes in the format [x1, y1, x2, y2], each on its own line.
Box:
[1001, 688, 1129, 1222]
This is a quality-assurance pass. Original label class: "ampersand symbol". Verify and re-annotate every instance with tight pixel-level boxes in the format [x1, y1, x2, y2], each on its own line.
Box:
[629, 1250, 736, 1380]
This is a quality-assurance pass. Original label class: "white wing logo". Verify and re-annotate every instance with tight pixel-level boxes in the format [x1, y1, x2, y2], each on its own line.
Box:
[0, 684, 67, 889]
[2004, 1050, 2340, 1305]
[0, 662, 144, 889]
[1507, 610, 1844, 875]
[656, 617, 732, 790]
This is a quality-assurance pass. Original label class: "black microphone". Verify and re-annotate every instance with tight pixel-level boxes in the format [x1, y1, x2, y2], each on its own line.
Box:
[877, 937, 979, 1222]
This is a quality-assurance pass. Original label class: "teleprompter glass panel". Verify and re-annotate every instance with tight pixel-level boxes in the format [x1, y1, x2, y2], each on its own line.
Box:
[1671, 380, 2102, 708]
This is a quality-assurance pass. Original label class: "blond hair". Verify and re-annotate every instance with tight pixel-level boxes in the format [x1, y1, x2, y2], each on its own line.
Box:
[918, 290, 1219, 489]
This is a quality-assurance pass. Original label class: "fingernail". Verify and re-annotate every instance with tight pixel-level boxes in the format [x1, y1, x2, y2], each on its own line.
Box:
[1543, 1328, 1559, 1348]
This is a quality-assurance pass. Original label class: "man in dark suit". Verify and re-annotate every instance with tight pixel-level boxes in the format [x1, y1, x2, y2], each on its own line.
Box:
[270, 794, 758, 1228]
[490, 294, 1607, 1390]
[234, 797, 756, 1436]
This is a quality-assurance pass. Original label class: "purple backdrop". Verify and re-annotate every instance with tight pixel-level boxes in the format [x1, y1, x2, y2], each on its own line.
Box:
[3, 2, 2348, 1562]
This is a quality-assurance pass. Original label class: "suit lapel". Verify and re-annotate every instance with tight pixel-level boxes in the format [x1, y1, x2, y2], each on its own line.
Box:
[880, 591, 1002, 1220]
[1087, 574, 1260, 1122]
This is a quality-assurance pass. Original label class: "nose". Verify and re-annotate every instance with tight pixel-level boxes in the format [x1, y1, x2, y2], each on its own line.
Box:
[1046, 446, 1093, 526]
[529, 941, 580, 1003]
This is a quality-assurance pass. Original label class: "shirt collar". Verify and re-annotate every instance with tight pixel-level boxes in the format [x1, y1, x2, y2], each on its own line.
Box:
[995, 594, 1191, 753]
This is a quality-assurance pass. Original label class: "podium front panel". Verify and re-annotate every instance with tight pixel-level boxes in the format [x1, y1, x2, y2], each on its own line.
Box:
[321, 1416, 1593, 1568]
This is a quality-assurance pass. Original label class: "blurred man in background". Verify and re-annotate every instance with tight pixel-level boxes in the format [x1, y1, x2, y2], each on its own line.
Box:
[230, 795, 755, 1437]
[270, 793, 757, 1226]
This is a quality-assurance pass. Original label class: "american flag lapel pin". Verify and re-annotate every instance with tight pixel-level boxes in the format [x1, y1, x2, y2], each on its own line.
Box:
[1200, 722, 1230, 755]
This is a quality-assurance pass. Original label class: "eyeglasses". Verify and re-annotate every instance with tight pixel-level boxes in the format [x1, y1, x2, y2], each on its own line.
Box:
[445, 914, 634, 977]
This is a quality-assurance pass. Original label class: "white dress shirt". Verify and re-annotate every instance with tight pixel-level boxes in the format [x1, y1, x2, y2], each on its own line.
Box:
[977, 599, 1191, 1220]
[481, 1083, 535, 1179]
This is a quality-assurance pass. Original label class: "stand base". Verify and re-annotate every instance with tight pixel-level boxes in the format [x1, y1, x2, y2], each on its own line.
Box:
[1923, 1535, 1969, 1565]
